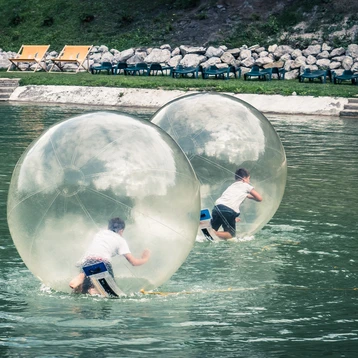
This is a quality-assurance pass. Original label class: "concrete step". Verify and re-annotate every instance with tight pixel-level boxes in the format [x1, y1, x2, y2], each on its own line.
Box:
[340, 110, 358, 118]
[0, 87, 15, 92]
[343, 104, 358, 110]
[0, 78, 19, 101]
[0, 79, 20, 86]
[0, 94, 12, 100]
[0, 82, 19, 87]
[340, 98, 358, 117]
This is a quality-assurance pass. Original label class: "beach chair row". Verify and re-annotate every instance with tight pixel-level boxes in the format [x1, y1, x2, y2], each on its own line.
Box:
[93, 62, 243, 79]
[7, 45, 93, 73]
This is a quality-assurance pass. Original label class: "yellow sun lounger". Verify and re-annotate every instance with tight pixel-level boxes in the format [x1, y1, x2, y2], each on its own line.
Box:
[49, 45, 93, 73]
[7, 45, 50, 72]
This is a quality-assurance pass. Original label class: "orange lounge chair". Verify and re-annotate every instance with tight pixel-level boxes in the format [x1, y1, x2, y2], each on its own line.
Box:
[49, 45, 93, 73]
[7, 45, 50, 72]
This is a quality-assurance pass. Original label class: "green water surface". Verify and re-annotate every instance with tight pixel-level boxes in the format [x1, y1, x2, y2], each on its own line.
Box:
[0, 102, 357, 357]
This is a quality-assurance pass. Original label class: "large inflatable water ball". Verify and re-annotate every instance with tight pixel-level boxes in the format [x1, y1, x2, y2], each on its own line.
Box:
[7, 112, 201, 294]
[151, 93, 287, 238]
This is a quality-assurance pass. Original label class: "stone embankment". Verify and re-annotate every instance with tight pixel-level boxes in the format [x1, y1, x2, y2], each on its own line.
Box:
[0, 78, 19, 101]
[1, 43, 358, 79]
[10, 85, 349, 116]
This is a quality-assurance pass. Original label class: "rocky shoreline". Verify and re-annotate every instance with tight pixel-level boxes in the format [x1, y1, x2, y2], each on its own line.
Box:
[1, 42, 358, 79]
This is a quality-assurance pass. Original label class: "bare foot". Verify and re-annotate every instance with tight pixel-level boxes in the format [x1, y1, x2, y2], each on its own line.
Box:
[88, 287, 100, 296]
[69, 273, 85, 289]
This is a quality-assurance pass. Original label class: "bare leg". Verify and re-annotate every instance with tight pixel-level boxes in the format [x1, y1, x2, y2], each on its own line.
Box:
[213, 230, 233, 240]
[69, 273, 85, 289]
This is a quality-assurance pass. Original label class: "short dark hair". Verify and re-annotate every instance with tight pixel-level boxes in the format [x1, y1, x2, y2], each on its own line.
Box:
[108, 217, 125, 232]
[235, 168, 250, 181]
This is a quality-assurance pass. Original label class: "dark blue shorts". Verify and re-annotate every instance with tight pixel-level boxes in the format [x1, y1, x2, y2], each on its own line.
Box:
[81, 258, 113, 293]
[211, 204, 239, 237]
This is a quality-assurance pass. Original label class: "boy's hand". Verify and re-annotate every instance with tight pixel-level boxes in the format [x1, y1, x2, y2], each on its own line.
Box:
[142, 249, 150, 259]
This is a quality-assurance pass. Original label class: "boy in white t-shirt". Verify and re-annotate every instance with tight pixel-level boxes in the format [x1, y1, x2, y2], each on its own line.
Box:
[69, 217, 150, 295]
[211, 168, 262, 240]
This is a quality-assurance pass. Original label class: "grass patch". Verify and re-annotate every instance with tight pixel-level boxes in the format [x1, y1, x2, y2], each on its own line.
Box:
[1, 70, 358, 98]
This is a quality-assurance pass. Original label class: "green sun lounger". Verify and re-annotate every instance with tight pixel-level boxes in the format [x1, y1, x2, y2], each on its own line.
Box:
[202, 65, 231, 80]
[124, 63, 149, 76]
[332, 70, 358, 85]
[171, 65, 199, 78]
[113, 62, 127, 75]
[148, 63, 172, 76]
[298, 68, 327, 83]
[90, 62, 113, 75]
[244, 65, 272, 81]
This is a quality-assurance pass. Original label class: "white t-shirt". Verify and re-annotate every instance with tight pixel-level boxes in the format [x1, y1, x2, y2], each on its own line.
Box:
[215, 181, 254, 213]
[84, 229, 131, 261]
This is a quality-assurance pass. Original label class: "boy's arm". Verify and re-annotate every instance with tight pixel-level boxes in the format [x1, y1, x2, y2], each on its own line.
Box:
[124, 249, 150, 266]
[247, 189, 262, 202]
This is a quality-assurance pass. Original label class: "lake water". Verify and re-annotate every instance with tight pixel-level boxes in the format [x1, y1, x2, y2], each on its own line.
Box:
[0, 102, 358, 357]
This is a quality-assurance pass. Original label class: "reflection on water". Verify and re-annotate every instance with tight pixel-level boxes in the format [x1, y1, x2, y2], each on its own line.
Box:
[0, 102, 358, 357]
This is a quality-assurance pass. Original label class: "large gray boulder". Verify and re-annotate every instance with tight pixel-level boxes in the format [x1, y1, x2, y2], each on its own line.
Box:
[347, 44, 358, 59]
[330, 47, 345, 57]
[220, 52, 236, 66]
[317, 51, 330, 59]
[280, 53, 292, 62]
[302, 45, 321, 56]
[179, 54, 207, 67]
[268, 44, 278, 53]
[0, 53, 11, 69]
[205, 46, 224, 58]
[180, 45, 206, 56]
[291, 49, 302, 59]
[168, 55, 182, 68]
[160, 44, 172, 51]
[127, 52, 146, 65]
[226, 48, 240, 57]
[316, 59, 331, 68]
[255, 46, 266, 53]
[285, 69, 299, 80]
[291, 56, 307, 69]
[171, 47, 181, 56]
[90, 52, 102, 63]
[101, 51, 114, 63]
[322, 43, 332, 51]
[241, 56, 255, 67]
[342, 56, 353, 70]
[144, 48, 171, 64]
[255, 56, 273, 66]
[98, 45, 109, 53]
[273, 45, 294, 59]
[351, 62, 358, 72]
[284, 59, 294, 71]
[110, 49, 120, 55]
[306, 55, 317, 65]
[329, 61, 341, 69]
[201, 57, 222, 69]
[240, 49, 251, 60]
[117, 48, 134, 62]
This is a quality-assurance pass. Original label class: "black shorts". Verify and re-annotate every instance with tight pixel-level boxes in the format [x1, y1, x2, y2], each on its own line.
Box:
[211, 204, 239, 237]
[81, 258, 114, 294]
